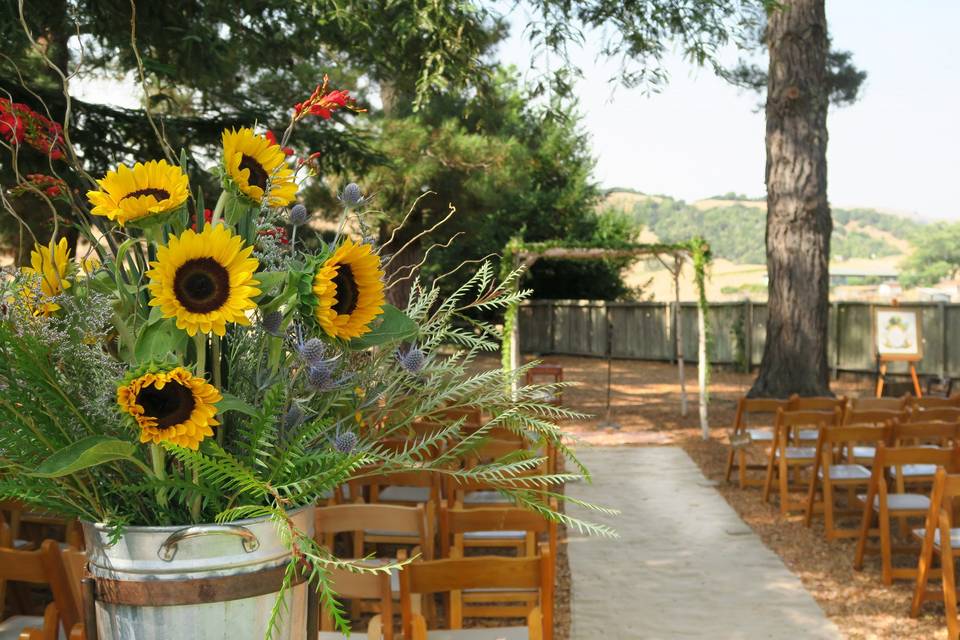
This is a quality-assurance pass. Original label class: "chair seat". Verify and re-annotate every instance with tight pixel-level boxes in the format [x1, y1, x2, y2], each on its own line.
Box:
[426, 627, 529, 640]
[0, 615, 64, 640]
[746, 429, 774, 442]
[818, 463, 870, 481]
[901, 464, 938, 477]
[859, 493, 930, 512]
[463, 491, 511, 506]
[913, 527, 960, 551]
[378, 486, 431, 503]
[463, 530, 526, 540]
[780, 446, 816, 460]
[851, 445, 876, 460]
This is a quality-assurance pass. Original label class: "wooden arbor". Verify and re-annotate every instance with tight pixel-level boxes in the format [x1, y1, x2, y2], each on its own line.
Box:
[502, 239, 713, 439]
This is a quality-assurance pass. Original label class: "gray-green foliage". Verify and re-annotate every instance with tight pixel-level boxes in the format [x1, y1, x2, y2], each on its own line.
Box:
[623, 194, 908, 264]
[901, 222, 960, 288]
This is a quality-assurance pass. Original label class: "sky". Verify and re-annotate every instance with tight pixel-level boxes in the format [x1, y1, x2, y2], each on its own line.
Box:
[497, 0, 960, 221]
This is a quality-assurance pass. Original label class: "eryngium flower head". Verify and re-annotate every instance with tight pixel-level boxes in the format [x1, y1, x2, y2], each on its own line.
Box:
[299, 337, 325, 365]
[289, 203, 310, 226]
[397, 345, 426, 373]
[340, 183, 363, 208]
[260, 310, 283, 336]
[334, 430, 358, 453]
[307, 362, 333, 389]
[283, 403, 305, 431]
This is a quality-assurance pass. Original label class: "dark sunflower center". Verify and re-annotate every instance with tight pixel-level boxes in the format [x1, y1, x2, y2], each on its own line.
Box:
[138, 380, 196, 429]
[173, 257, 231, 313]
[239, 154, 268, 190]
[121, 188, 170, 202]
[333, 264, 359, 315]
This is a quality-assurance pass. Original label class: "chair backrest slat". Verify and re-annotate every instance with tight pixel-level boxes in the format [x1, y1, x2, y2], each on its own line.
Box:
[788, 395, 846, 412]
[875, 444, 958, 467]
[851, 397, 908, 412]
[908, 407, 960, 423]
[315, 503, 425, 536]
[843, 409, 903, 427]
[405, 555, 542, 593]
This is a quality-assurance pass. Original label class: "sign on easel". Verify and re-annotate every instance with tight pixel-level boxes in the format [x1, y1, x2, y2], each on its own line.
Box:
[874, 305, 923, 397]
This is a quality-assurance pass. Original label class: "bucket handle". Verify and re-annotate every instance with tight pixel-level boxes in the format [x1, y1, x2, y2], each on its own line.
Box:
[158, 524, 260, 562]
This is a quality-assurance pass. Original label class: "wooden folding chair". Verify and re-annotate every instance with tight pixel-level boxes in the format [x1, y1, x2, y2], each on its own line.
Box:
[441, 502, 557, 626]
[841, 409, 906, 464]
[441, 501, 558, 560]
[804, 424, 890, 539]
[907, 407, 960, 423]
[849, 396, 909, 412]
[723, 397, 788, 488]
[854, 444, 959, 584]
[0, 523, 79, 640]
[890, 420, 960, 486]
[763, 408, 841, 514]
[909, 394, 960, 410]
[399, 546, 553, 640]
[525, 364, 563, 407]
[910, 469, 960, 632]
[315, 503, 433, 637]
[788, 394, 848, 414]
[316, 567, 392, 640]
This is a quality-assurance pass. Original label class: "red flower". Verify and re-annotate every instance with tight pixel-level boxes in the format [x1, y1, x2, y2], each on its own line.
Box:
[258, 226, 289, 245]
[191, 208, 214, 231]
[293, 75, 365, 121]
[0, 110, 25, 143]
[264, 130, 294, 156]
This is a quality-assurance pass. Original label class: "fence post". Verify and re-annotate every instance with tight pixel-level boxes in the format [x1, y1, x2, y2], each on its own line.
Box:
[941, 301, 948, 381]
[832, 301, 840, 380]
[743, 299, 753, 371]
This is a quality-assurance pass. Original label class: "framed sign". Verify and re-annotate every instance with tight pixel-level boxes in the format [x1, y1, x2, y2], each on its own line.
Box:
[874, 307, 922, 360]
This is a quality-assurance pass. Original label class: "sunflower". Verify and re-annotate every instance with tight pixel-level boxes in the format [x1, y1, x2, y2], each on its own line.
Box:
[117, 367, 221, 450]
[21, 237, 71, 316]
[313, 239, 385, 339]
[146, 225, 260, 337]
[87, 160, 189, 226]
[222, 127, 297, 206]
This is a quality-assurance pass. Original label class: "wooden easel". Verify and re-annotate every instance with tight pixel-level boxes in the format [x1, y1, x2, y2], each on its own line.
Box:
[875, 353, 922, 398]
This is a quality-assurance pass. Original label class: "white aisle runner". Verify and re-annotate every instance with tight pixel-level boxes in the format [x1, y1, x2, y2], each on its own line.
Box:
[565, 446, 842, 640]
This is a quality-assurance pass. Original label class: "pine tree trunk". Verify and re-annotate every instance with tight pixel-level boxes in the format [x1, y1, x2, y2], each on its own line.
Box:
[748, 0, 832, 398]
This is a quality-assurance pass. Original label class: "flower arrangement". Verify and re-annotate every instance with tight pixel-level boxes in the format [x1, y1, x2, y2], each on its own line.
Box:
[0, 78, 608, 635]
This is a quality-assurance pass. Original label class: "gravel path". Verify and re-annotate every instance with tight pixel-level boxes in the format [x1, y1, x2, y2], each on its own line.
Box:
[565, 447, 842, 640]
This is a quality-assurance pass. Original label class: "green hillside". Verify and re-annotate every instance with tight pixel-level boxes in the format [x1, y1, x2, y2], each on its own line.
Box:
[609, 191, 921, 264]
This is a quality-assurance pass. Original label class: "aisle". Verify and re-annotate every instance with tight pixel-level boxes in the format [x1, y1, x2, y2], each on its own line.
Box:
[565, 447, 841, 640]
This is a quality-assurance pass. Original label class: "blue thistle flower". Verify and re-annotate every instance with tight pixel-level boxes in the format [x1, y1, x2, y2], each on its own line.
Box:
[334, 430, 358, 454]
[289, 204, 310, 226]
[260, 310, 283, 336]
[397, 345, 426, 374]
[340, 183, 363, 208]
[299, 338, 326, 366]
[307, 362, 334, 389]
[282, 403, 305, 432]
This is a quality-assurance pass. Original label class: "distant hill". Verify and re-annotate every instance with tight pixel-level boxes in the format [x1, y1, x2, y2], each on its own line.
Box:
[602, 189, 922, 264]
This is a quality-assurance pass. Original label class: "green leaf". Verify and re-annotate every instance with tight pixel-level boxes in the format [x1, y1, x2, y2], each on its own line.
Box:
[217, 392, 259, 417]
[135, 318, 187, 363]
[29, 436, 138, 478]
[147, 304, 165, 325]
[349, 304, 418, 349]
[255, 271, 286, 295]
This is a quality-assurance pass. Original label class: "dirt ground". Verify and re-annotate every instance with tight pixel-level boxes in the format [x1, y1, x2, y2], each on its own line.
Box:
[504, 354, 947, 640]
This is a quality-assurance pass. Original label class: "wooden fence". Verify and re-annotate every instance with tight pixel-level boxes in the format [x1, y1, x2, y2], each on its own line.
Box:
[518, 300, 960, 379]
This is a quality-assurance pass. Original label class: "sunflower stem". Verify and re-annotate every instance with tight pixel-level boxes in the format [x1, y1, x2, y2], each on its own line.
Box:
[194, 333, 207, 379]
[212, 333, 225, 446]
[150, 444, 168, 509]
[211, 190, 228, 227]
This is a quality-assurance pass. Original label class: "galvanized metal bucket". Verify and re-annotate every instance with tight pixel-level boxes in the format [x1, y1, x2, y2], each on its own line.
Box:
[82, 505, 315, 640]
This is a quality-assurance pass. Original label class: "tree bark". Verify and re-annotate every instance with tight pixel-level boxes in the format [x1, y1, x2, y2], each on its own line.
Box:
[749, 0, 832, 398]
